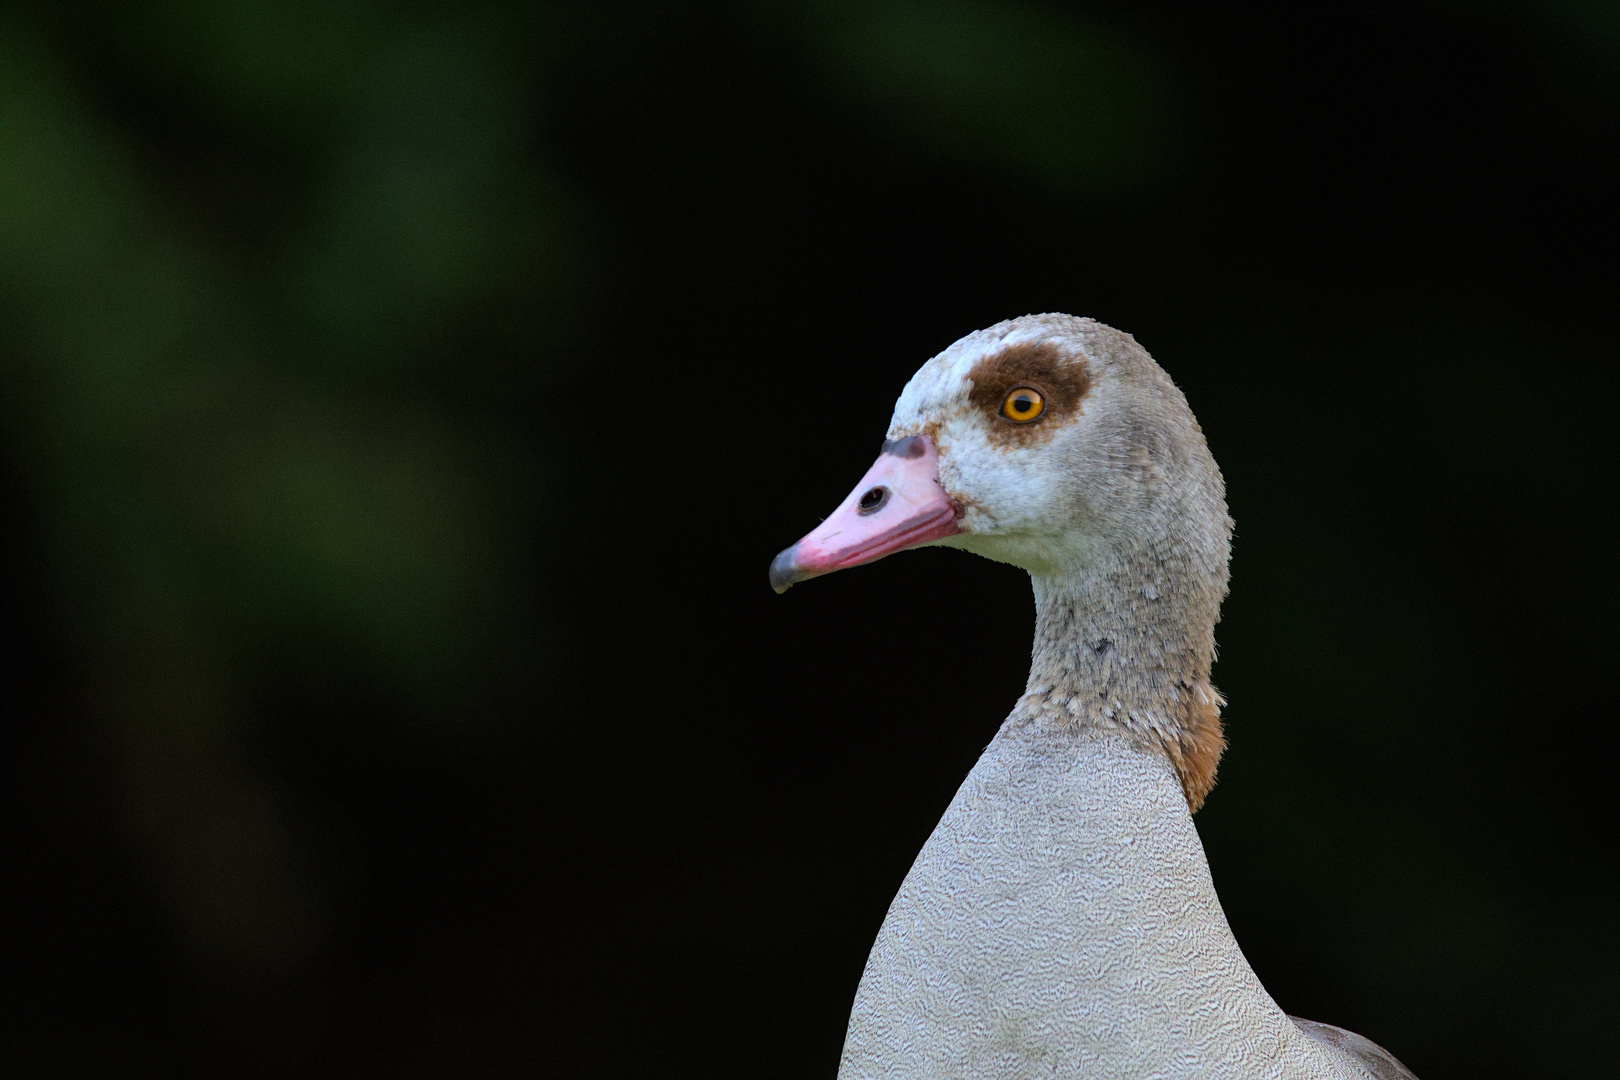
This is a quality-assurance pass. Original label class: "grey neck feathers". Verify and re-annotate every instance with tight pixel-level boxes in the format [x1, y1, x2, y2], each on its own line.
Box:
[1016, 537, 1227, 810]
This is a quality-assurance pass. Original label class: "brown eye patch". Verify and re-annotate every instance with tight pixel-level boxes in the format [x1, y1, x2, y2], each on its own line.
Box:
[967, 340, 1092, 444]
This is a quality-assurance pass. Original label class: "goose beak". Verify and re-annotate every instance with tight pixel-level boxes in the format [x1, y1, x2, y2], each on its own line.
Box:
[769, 434, 962, 594]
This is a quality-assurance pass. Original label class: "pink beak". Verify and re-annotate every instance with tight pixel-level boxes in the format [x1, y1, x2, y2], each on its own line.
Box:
[769, 434, 962, 593]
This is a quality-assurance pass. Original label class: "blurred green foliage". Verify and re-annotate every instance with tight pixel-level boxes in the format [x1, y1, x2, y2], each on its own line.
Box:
[0, 4, 585, 735]
[791, 0, 1180, 190]
[0, 2, 593, 989]
[0, 2, 1611, 1076]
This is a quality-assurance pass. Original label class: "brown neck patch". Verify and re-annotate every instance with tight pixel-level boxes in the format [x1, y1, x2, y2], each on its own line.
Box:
[1161, 684, 1226, 812]
[966, 340, 1092, 445]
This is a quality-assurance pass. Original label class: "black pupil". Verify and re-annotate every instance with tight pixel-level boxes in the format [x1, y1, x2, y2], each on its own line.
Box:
[1014, 395, 1033, 413]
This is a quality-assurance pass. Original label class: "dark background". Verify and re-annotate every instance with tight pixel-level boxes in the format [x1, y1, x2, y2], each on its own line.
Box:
[1, 2, 1614, 1077]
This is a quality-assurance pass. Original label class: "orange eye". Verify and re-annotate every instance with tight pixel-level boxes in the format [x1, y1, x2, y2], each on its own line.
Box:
[1000, 386, 1045, 423]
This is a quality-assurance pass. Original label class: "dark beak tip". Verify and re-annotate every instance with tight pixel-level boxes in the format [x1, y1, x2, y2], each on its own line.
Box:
[768, 545, 801, 594]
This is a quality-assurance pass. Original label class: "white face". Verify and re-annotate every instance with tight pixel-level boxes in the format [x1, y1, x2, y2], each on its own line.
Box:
[885, 322, 1120, 577]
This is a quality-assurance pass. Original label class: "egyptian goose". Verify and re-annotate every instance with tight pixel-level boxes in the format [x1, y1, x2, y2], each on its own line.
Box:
[771, 315, 1417, 1079]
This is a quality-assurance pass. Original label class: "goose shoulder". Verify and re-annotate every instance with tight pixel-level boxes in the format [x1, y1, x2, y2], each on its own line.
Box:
[1290, 1016, 1419, 1080]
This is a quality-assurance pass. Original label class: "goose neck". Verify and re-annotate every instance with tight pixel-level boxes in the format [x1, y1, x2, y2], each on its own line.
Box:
[1016, 552, 1226, 809]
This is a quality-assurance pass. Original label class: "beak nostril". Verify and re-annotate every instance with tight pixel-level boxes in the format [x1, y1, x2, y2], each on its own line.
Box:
[880, 435, 928, 459]
[857, 486, 891, 516]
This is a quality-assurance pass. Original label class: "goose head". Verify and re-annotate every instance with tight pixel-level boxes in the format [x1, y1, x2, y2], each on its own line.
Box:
[770, 313, 1233, 807]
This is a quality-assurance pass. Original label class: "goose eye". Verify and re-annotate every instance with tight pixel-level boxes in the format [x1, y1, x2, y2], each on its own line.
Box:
[1000, 386, 1045, 423]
